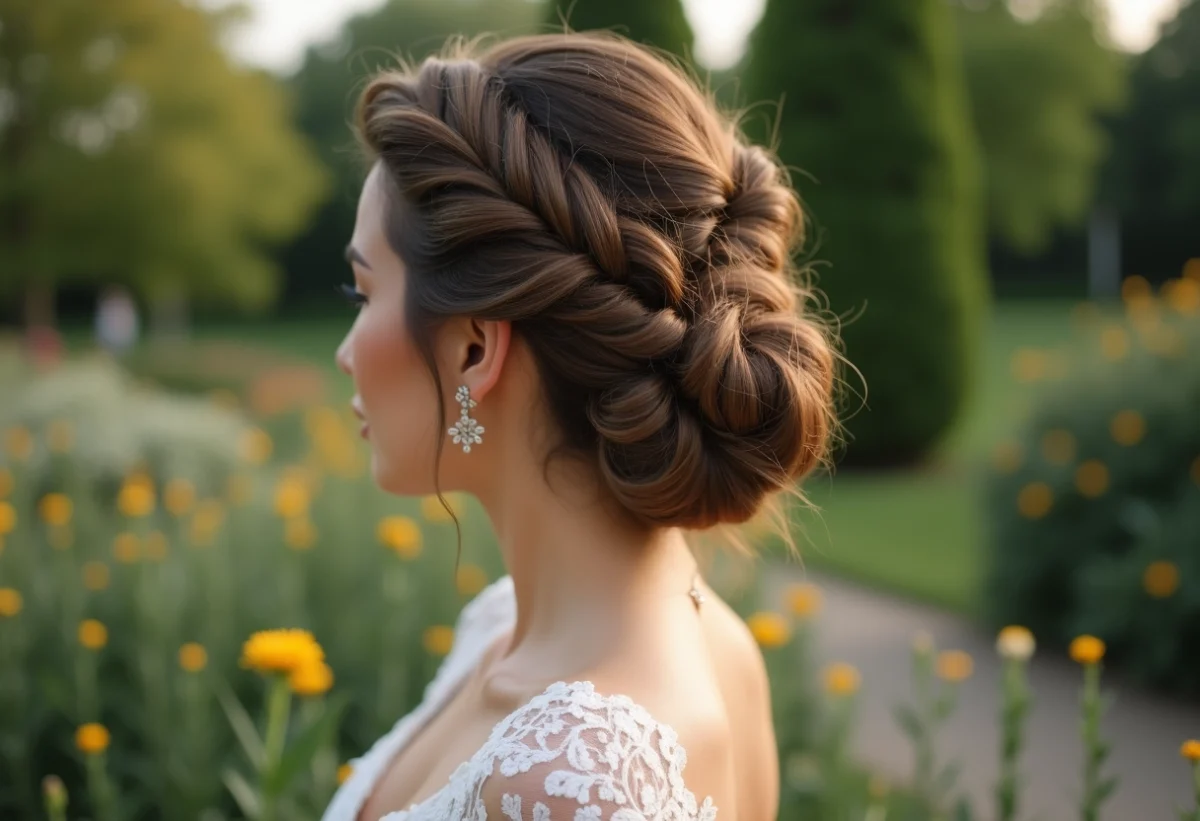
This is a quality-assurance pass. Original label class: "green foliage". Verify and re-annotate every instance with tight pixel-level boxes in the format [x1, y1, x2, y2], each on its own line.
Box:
[984, 297, 1200, 696]
[280, 0, 541, 305]
[741, 0, 989, 465]
[0, 0, 327, 314]
[954, 0, 1129, 254]
[543, 0, 694, 58]
[1106, 0, 1200, 277]
[0, 362, 494, 819]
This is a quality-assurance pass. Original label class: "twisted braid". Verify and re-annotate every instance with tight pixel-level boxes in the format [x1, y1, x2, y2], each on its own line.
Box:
[356, 33, 837, 528]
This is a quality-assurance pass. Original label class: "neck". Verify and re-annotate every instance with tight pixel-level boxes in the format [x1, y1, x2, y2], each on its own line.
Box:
[473, 440, 700, 681]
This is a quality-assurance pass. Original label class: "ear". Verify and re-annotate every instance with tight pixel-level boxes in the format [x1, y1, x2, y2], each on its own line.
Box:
[441, 317, 511, 402]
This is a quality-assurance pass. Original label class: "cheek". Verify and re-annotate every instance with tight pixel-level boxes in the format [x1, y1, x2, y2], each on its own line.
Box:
[353, 308, 441, 493]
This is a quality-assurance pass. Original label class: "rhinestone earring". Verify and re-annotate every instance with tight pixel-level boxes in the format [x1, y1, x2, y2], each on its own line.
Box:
[448, 385, 484, 453]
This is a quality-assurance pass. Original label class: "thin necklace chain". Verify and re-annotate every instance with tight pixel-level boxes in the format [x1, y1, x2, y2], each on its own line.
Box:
[688, 571, 706, 611]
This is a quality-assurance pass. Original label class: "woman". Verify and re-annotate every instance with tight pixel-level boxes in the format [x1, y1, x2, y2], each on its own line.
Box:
[322, 31, 838, 821]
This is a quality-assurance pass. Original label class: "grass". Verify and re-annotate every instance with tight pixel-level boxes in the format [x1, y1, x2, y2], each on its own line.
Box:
[85, 298, 1097, 614]
[789, 300, 1101, 611]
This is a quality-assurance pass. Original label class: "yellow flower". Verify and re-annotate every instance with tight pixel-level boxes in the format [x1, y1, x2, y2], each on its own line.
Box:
[377, 515, 422, 560]
[273, 476, 310, 519]
[117, 474, 156, 518]
[144, 531, 168, 561]
[4, 426, 34, 461]
[992, 440, 1023, 475]
[189, 499, 226, 545]
[164, 478, 195, 517]
[423, 625, 455, 657]
[1181, 740, 1200, 762]
[1100, 326, 1129, 361]
[1163, 277, 1200, 315]
[785, 583, 822, 619]
[1074, 460, 1110, 498]
[337, 763, 354, 785]
[75, 723, 111, 755]
[823, 662, 861, 696]
[1069, 634, 1106, 665]
[46, 419, 74, 453]
[0, 500, 15, 535]
[1017, 482, 1053, 520]
[421, 494, 464, 523]
[1110, 410, 1145, 446]
[289, 660, 335, 697]
[285, 517, 318, 550]
[0, 466, 12, 498]
[79, 619, 108, 650]
[746, 612, 791, 649]
[240, 427, 274, 465]
[1040, 429, 1076, 465]
[241, 628, 324, 674]
[996, 625, 1036, 661]
[179, 642, 208, 673]
[936, 650, 974, 683]
[113, 532, 140, 564]
[1010, 348, 1050, 383]
[1121, 274, 1152, 304]
[39, 493, 72, 527]
[1143, 561, 1180, 599]
[227, 472, 255, 507]
[456, 564, 489, 597]
[0, 588, 23, 617]
[83, 562, 110, 591]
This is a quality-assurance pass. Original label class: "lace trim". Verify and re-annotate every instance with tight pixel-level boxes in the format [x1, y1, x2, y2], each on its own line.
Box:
[382, 680, 717, 821]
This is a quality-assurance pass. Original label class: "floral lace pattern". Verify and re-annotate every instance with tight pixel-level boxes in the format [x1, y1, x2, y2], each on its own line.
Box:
[321, 576, 716, 821]
[380, 680, 716, 821]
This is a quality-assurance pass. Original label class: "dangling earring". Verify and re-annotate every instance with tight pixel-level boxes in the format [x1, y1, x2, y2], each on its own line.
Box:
[448, 385, 484, 453]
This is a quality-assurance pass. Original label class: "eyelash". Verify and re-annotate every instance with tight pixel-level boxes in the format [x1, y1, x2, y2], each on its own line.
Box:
[339, 283, 367, 308]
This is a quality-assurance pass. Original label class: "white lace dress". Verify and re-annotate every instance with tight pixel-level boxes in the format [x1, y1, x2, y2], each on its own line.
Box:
[321, 576, 718, 821]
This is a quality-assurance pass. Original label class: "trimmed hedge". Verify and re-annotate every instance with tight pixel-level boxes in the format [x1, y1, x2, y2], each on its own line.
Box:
[742, 0, 989, 466]
[985, 283, 1200, 695]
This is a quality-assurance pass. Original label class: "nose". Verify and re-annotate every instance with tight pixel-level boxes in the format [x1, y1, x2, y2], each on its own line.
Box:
[335, 334, 353, 377]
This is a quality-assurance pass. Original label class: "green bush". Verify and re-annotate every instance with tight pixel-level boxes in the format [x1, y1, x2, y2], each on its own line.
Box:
[543, 0, 694, 58]
[984, 289, 1200, 695]
[741, 0, 988, 466]
[0, 359, 493, 819]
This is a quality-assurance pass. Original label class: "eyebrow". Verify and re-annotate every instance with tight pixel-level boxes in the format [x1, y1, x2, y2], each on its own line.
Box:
[344, 244, 372, 270]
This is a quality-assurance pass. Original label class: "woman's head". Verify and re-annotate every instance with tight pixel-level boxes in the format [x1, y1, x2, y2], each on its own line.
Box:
[337, 32, 837, 530]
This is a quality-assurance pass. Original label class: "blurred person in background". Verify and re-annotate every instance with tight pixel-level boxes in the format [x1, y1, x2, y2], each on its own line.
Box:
[94, 285, 140, 357]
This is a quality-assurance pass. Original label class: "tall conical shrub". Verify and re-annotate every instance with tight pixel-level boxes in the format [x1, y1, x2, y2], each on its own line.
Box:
[744, 0, 989, 465]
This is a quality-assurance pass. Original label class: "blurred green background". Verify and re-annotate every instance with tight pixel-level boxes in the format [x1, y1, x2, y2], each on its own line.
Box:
[2, 0, 1199, 819]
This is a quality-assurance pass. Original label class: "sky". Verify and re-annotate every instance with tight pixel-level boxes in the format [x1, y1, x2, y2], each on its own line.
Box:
[211, 0, 1184, 75]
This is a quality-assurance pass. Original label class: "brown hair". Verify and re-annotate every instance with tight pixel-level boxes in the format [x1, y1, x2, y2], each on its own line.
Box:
[355, 32, 837, 531]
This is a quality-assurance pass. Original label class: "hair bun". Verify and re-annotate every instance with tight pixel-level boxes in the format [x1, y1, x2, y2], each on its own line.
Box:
[356, 33, 838, 531]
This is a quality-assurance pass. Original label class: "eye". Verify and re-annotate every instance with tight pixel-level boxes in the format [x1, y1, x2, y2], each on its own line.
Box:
[339, 283, 367, 308]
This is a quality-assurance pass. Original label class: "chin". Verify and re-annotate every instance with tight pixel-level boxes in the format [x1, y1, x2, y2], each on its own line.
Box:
[370, 451, 435, 497]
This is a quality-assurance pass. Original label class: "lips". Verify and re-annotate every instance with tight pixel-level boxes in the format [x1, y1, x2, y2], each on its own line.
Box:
[351, 400, 368, 438]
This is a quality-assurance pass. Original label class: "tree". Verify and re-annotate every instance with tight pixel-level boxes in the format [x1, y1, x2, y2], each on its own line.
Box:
[543, 0, 694, 59]
[1106, 0, 1200, 279]
[954, 0, 1128, 255]
[279, 0, 542, 304]
[0, 0, 327, 327]
[742, 0, 989, 466]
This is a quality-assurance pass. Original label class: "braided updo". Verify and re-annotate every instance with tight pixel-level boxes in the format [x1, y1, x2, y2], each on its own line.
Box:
[355, 32, 837, 530]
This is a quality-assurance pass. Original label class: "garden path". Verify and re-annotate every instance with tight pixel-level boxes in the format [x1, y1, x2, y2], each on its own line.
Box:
[760, 566, 1200, 821]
